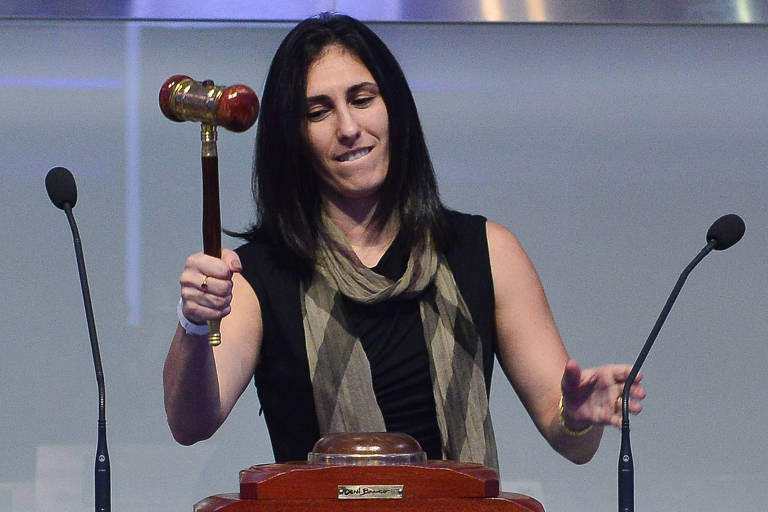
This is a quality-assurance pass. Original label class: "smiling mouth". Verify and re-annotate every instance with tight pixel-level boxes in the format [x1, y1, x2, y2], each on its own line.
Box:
[336, 147, 372, 162]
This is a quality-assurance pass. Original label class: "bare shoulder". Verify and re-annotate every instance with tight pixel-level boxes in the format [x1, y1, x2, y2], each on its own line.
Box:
[486, 220, 522, 251]
[485, 220, 536, 275]
[485, 220, 551, 321]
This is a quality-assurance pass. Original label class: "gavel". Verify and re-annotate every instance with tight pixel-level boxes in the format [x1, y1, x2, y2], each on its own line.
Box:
[159, 75, 259, 346]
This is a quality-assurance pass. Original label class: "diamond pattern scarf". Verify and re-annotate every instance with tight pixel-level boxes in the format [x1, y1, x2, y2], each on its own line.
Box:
[300, 215, 498, 470]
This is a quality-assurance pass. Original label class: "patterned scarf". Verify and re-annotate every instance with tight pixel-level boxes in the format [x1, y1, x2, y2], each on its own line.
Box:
[300, 215, 498, 470]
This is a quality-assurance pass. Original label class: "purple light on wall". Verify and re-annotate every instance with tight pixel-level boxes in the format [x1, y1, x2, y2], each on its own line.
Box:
[0, 76, 123, 89]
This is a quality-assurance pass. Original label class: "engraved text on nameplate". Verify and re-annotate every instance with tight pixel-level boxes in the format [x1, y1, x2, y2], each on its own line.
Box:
[337, 485, 404, 499]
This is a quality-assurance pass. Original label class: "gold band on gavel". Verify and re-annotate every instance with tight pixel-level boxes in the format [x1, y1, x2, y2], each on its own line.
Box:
[207, 319, 221, 346]
[201, 122, 218, 158]
[167, 77, 227, 127]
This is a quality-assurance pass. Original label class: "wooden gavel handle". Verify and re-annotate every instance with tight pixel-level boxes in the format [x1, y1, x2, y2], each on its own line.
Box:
[202, 155, 221, 259]
[201, 124, 222, 346]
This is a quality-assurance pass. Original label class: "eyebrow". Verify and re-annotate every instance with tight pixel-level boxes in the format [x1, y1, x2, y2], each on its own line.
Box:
[306, 81, 379, 103]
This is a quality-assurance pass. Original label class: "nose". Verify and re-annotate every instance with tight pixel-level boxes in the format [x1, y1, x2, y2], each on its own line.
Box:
[336, 105, 361, 144]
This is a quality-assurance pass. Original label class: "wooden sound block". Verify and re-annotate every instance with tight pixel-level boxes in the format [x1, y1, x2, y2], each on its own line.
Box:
[193, 434, 545, 511]
[195, 492, 545, 512]
[193, 461, 543, 512]
[239, 460, 499, 499]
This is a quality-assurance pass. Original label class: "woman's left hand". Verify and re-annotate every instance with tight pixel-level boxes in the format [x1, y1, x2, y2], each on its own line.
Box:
[560, 359, 646, 430]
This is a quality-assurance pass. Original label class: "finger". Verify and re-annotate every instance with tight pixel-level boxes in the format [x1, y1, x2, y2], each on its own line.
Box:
[182, 300, 232, 324]
[180, 269, 223, 296]
[609, 395, 644, 420]
[561, 359, 582, 390]
[198, 275, 234, 298]
[181, 261, 234, 295]
[597, 406, 623, 429]
[185, 253, 233, 280]
[609, 364, 634, 382]
[185, 290, 233, 311]
[221, 248, 243, 273]
[629, 383, 647, 400]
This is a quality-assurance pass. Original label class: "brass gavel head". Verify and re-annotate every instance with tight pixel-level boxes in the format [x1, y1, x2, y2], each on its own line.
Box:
[159, 75, 259, 132]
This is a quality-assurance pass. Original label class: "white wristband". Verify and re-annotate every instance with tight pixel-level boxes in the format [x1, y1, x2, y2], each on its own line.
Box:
[177, 298, 210, 336]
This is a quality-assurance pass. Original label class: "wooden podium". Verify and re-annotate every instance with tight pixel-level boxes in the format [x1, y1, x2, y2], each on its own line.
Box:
[194, 433, 544, 512]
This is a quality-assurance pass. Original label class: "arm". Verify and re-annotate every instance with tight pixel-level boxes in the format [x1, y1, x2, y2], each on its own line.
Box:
[163, 248, 263, 445]
[487, 221, 644, 464]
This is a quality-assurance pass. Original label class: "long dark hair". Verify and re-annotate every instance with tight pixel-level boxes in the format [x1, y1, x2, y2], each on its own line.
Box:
[236, 13, 447, 268]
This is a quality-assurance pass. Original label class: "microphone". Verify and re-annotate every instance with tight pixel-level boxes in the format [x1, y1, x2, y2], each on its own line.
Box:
[45, 167, 111, 512]
[706, 213, 746, 250]
[45, 165, 77, 209]
[618, 214, 745, 512]
[158, 75, 259, 132]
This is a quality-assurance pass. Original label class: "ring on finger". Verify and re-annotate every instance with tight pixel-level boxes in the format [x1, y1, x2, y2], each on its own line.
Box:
[201, 275, 209, 290]
[614, 396, 623, 413]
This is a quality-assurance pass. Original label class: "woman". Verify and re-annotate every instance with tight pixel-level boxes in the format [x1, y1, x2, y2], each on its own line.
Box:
[163, 13, 645, 470]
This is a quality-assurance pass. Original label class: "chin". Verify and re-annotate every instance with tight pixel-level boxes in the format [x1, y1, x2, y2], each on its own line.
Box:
[340, 185, 383, 201]
[321, 173, 387, 202]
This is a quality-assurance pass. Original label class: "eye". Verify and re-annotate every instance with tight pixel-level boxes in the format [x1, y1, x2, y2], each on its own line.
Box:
[307, 107, 330, 122]
[351, 95, 375, 108]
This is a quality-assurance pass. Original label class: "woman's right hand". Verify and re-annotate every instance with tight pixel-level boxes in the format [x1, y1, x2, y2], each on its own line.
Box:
[179, 248, 243, 325]
[166, 247, 259, 445]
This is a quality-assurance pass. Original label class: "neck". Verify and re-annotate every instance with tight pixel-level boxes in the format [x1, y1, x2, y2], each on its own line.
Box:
[321, 193, 397, 267]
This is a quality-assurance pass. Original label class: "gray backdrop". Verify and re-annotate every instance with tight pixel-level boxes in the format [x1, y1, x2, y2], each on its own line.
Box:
[1, 19, 765, 512]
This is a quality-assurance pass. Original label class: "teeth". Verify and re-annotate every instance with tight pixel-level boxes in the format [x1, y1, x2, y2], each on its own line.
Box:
[339, 148, 370, 162]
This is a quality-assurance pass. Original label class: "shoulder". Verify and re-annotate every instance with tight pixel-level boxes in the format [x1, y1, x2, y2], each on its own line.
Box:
[444, 209, 487, 235]
[236, 227, 311, 278]
[485, 221, 543, 303]
[235, 228, 294, 274]
[441, 209, 488, 253]
[234, 228, 304, 300]
[485, 220, 524, 256]
[235, 231, 271, 283]
[440, 210, 524, 261]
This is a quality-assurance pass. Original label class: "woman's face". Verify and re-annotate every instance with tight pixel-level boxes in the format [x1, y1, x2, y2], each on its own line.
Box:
[305, 45, 390, 203]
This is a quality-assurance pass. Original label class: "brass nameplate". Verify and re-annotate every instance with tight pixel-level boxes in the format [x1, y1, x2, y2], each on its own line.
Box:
[337, 484, 404, 499]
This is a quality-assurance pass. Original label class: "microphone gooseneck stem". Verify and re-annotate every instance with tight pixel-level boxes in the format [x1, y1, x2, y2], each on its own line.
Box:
[201, 122, 222, 346]
[63, 205, 110, 512]
[618, 419, 633, 512]
[618, 239, 716, 512]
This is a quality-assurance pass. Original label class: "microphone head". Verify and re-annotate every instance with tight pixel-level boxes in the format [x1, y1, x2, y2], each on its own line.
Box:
[706, 214, 745, 250]
[45, 166, 78, 209]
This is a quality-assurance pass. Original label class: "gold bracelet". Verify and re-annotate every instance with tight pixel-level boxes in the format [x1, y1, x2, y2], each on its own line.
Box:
[558, 396, 593, 436]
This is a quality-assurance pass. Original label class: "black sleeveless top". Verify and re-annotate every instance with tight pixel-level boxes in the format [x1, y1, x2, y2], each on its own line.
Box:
[236, 211, 496, 462]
